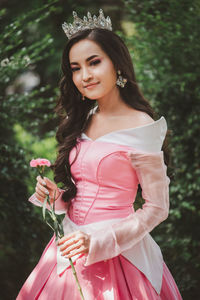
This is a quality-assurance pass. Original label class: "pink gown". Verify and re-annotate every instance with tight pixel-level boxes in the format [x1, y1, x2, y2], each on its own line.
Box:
[17, 114, 182, 300]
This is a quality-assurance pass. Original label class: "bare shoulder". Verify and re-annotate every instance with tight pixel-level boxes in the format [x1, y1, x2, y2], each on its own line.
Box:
[129, 110, 155, 127]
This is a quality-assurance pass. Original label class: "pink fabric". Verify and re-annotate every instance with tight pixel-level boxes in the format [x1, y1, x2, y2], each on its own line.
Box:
[29, 188, 67, 214]
[17, 139, 182, 299]
[17, 235, 181, 300]
[85, 150, 170, 266]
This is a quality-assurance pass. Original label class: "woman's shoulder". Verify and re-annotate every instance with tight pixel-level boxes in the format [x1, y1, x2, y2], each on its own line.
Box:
[99, 111, 167, 153]
[128, 110, 155, 128]
[124, 111, 167, 152]
[84, 107, 167, 152]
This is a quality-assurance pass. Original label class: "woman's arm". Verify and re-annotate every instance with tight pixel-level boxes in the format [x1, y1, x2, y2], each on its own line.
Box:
[84, 150, 170, 265]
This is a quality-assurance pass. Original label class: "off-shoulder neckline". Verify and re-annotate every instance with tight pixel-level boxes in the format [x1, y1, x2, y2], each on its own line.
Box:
[81, 116, 165, 142]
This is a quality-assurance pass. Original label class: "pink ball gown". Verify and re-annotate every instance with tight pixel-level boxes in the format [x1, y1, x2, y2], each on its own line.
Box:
[17, 111, 182, 300]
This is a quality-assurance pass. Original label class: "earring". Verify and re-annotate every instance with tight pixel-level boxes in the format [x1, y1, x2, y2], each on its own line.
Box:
[116, 70, 127, 88]
[82, 95, 85, 101]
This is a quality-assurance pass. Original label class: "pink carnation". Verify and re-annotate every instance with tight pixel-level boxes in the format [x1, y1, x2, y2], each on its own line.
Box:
[30, 158, 51, 168]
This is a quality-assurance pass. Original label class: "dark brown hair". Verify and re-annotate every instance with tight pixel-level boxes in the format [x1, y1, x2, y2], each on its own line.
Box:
[53, 28, 170, 203]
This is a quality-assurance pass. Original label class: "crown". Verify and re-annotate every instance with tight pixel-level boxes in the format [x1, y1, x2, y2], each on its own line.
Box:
[62, 9, 112, 39]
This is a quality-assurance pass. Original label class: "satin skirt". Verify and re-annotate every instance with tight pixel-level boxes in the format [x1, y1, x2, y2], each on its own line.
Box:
[17, 235, 182, 300]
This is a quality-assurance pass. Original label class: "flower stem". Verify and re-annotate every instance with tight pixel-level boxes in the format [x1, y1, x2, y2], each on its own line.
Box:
[68, 258, 85, 300]
[37, 166, 44, 179]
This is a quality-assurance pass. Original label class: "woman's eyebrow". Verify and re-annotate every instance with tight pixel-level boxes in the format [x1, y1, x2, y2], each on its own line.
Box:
[70, 54, 99, 65]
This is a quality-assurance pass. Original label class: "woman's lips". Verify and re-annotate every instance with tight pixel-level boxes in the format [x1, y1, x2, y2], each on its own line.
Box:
[84, 82, 99, 89]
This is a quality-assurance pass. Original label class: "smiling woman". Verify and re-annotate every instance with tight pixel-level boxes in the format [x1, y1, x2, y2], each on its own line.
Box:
[69, 39, 117, 101]
[17, 9, 182, 300]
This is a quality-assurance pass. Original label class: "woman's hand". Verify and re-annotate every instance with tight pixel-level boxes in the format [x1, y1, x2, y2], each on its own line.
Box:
[58, 231, 90, 258]
[35, 176, 60, 204]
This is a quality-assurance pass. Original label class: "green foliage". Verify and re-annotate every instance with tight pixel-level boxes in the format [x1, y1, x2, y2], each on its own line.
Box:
[124, 0, 200, 298]
[14, 124, 57, 194]
[0, 1, 59, 299]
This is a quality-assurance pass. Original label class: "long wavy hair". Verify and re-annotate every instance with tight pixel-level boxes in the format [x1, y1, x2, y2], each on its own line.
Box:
[53, 28, 170, 203]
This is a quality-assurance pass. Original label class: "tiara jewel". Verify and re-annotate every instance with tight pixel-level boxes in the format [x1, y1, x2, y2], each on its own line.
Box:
[62, 9, 112, 39]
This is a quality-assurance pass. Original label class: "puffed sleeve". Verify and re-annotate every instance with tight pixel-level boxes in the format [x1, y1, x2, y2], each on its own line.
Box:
[28, 188, 68, 215]
[85, 117, 169, 266]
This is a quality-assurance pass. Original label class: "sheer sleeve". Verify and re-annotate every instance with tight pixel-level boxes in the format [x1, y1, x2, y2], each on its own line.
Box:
[28, 188, 68, 215]
[85, 150, 170, 266]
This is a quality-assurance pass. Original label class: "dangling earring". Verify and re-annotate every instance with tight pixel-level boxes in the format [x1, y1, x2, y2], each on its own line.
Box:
[116, 70, 127, 88]
[82, 95, 85, 101]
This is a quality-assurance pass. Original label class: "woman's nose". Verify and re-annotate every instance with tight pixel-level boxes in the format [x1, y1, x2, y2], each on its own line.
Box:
[82, 67, 92, 82]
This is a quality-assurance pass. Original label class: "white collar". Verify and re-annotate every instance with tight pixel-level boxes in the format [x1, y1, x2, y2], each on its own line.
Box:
[81, 114, 167, 153]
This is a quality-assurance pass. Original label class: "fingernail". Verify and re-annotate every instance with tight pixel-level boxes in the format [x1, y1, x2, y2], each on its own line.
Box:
[45, 190, 49, 195]
[42, 181, 46, 186]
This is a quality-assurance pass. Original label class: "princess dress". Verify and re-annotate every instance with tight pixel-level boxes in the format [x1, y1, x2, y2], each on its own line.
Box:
[17, 110, 182, 300]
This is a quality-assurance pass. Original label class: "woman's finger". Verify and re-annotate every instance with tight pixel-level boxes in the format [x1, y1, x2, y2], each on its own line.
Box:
[35, 194, 46, 202]
[61, 240, 83, 256]
[43, 177, 57, 190]
[59, 237, 78, 250]
[35, 188, 48, 199]
[65, 245, 88, 258]
[36, 176, 56, 192]
[58, 231, 78, 245]
[36, 175, 47, 186]
[35, 188, 45, 198]
[36, 182, 49, 196]
[42, 177, 60, 200]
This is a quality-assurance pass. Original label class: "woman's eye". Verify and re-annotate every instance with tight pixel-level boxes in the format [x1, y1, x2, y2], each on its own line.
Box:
[90, 59, 101, 66]
[71, 67, 80, 72]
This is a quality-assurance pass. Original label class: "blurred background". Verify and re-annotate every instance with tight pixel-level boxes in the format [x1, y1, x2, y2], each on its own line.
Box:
[0, 0, 199, 299]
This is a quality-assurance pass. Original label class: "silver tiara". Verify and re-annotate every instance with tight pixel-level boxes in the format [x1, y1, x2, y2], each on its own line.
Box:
[62, 9, 112, 39]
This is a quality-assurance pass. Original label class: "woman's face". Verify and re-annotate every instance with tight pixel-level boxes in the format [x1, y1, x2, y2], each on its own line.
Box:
[69, 39, 118, 100]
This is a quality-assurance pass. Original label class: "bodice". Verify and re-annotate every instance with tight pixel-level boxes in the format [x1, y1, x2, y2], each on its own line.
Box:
[68, 115, 167, 225]
[68, 140, 138, 225]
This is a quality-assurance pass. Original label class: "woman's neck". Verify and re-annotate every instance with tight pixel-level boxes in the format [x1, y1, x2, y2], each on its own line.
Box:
[96, 88, 130, 116]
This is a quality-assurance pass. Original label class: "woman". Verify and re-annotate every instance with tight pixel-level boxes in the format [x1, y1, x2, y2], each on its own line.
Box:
[17, 9, 182, 300]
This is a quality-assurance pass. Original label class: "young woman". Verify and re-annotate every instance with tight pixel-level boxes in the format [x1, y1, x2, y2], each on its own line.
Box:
[17, 10, 182, 300]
